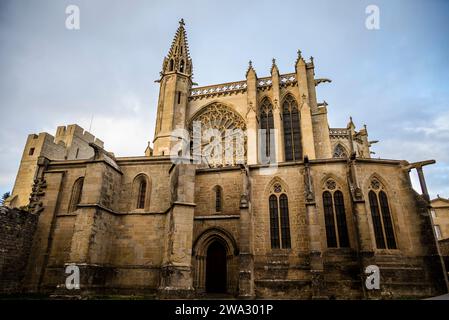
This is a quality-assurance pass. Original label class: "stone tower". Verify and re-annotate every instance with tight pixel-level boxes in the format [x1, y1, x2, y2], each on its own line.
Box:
[153, 19, 193, 156]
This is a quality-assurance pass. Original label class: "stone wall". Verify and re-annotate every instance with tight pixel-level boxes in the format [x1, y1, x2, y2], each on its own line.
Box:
[7, 124, 103, 208]
[15, 154, 447, 299]
[0, 207, 38, 294]
[438, 238, 449, 272]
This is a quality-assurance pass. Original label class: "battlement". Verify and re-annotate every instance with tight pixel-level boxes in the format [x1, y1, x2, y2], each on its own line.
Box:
[7, 124, 106, 208]
[55, 124, 104, 148]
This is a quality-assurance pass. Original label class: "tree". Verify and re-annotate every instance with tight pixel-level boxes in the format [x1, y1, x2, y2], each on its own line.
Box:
[1, 192, 10, 206]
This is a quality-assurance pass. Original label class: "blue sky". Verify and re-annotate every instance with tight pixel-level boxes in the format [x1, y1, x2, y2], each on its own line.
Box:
[0, 0, 448, 198]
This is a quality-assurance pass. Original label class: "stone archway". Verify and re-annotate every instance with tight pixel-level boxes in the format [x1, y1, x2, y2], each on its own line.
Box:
[192, 228, 239, 295]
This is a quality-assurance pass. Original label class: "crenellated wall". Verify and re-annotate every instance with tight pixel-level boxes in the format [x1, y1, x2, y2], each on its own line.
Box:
[6, 124, 104, 208]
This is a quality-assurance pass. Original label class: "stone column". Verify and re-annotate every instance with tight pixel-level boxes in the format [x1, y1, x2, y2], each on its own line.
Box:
[295, 54, 316, 160]
[159, 163, 196, 298]
[346, 158, 374, 298]
[303, 159, 325, 298]
[65, 146, 122, 295]
[271, 60, 285, 163]
[300, 98, 316, 160]
[246, 62, 258, 165]
[238, 165, 255, 298]
[311, 106, 332, 159]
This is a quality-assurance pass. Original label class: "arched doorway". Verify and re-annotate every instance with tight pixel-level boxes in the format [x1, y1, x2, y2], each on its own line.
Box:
[206, 241, 227, 293]
[192, 227, 238, 294]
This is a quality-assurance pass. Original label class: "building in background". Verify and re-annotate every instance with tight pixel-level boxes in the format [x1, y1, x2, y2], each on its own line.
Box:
[431, 196, 449, 240]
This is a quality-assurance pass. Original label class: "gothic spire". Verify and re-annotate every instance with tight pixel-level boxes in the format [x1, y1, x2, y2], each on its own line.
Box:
[161, 19, 193, 76]
[295, 49, 303, 65]
[246, 60, 257, 78]
[271, 58, 279, 75]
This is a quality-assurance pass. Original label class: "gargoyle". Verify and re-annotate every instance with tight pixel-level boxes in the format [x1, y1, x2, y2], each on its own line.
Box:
[317, 100, 328, 107]
[314, 78, 332, 86]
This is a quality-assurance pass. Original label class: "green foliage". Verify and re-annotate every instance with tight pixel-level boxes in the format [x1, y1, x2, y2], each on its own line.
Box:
[1, 192, 10, 206]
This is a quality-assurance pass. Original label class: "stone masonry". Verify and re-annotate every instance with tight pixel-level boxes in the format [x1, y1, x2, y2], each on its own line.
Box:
[4, 20, 448, 299]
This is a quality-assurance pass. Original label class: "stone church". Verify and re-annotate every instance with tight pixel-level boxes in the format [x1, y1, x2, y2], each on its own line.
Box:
[6, 20, 448, 299]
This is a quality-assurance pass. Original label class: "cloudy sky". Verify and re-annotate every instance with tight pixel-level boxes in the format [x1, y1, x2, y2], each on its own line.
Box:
[0, 0, 448, 199]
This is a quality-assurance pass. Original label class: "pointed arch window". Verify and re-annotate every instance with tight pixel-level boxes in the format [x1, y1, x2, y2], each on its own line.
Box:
[214, 186, 222, 213]
[169, 59, 174, 72]
[259, 98, 275, 159]
[180, 60, 185, 73]
[269, 183, 291, 249]
[368, 178, 397, 249]
[137, 180, 147, 209]
[333, 144, 348, 158]
[282, 95, 302, 161]
[68, 177, 84, 213]
[322, 179, 350, 248]
[133, 174, 150, 211]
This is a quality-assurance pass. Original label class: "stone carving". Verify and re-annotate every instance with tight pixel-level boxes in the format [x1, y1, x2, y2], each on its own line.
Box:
[29, 178, 46, 215]
[329, 128, 349, 140]
[246, 102, 256, 119]
[270, 180, 286, 194]
[190, 73, 297, 99]
[273, 183, 282, 193]
[304, 157, 315, 203]
[325, 179, 337, 190]
[279, 74, 297, 86]
[347, 156, 364, 201]
[240, 164, 251, 208]
[190, 81, 247, 100]
[370, 178, 381, 190]
[314, 78, 332, 86]
[333, 144, 348, 158]
[317, 100, 328, 107]
[311, 271, 325, 297]
[258, 77, 272, 88]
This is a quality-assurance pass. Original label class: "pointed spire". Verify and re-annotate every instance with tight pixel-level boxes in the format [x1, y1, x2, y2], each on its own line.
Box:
[347, 116, 356, 130]
[246, 60, 256, 78]
[271, 58, 279, 75]
[161, 19, 193, 76]
[308, 56, 315, 68]
[295, 49, 304, 65]
[295, 49, 306, 73]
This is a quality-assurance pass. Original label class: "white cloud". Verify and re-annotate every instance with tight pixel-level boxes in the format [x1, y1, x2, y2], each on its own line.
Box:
[404, 112, 449, 138]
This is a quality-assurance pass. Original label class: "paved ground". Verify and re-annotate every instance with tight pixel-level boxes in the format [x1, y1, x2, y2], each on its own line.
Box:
[424, 293, 449, 300]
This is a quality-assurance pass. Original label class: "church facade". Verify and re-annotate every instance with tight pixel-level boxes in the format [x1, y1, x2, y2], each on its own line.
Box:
[7, 20, 448, 299]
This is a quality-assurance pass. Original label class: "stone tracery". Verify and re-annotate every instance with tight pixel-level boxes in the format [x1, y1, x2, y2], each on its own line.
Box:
[189, 103, 247, 167]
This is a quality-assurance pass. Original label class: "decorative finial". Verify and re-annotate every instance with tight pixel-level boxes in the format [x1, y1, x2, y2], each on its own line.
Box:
[246, 60, 255, 78]
[310, 56, 314, 63]
[272, 58, 276, 65]
[297, 49, 302, 59]
[179, 18, 185, 26]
